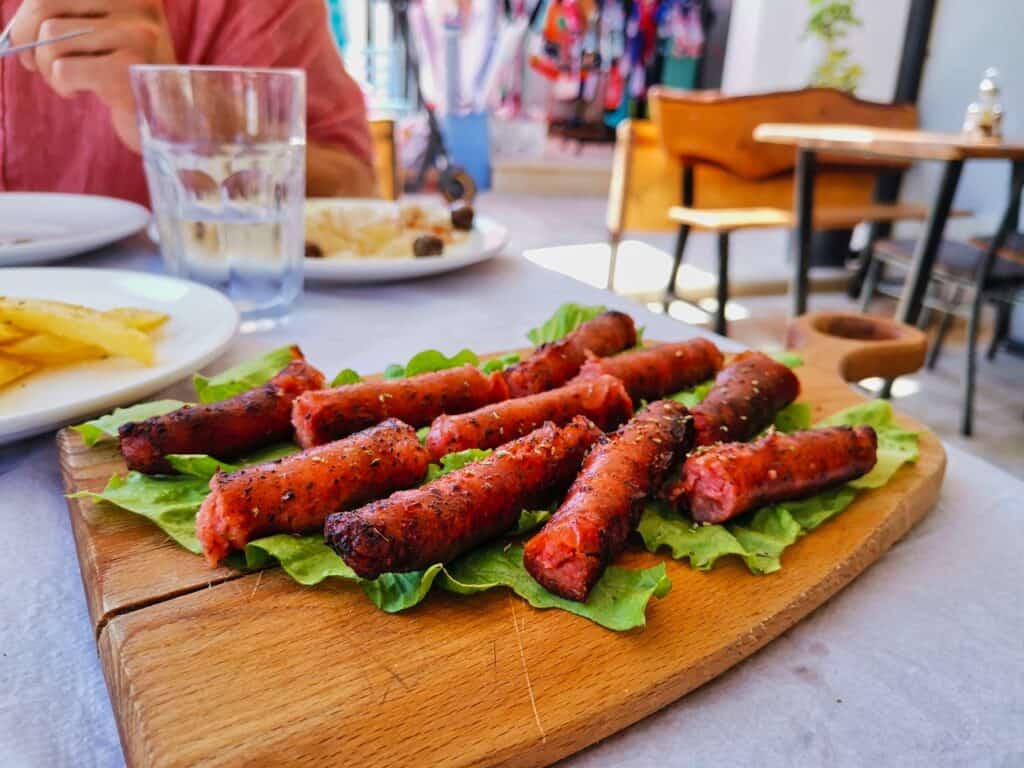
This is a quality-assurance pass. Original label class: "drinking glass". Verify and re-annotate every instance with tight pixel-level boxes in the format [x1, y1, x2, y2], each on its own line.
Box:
[130, 66, 306, 325]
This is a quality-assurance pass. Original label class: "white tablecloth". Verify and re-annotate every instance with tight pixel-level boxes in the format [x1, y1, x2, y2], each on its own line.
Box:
[2, 242, 1021, 767]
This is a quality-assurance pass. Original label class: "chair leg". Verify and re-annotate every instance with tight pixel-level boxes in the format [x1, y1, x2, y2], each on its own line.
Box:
[715, 232, 730, 336]
[962, 292, 983, 437]
[847, 234, 878, 299]
[987, 302, 1011, 361]
[606, 233, 620, 292]
[859, 251, 883, 313]
[926, 284, 964, 370]
[665, 223, 691, 310]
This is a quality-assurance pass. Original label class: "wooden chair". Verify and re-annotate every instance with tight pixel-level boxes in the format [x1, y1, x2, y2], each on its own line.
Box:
[644, 87, 931, 335]
[369, 118, 400, 201]
[861, 220, 1024, 436]
[605, 119, 683, 290]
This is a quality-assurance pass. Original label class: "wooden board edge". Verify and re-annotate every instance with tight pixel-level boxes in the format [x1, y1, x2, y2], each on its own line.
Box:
[94, 433, 946, 768]
[57, 428, 250, 635]
[489, 433, 947, 767]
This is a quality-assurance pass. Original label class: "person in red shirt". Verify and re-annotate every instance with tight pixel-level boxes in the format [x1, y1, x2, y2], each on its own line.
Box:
[1, 0, 376, 204]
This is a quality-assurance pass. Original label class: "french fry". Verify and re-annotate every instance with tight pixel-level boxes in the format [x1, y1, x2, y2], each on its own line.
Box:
[0, 321, 26, 344]
[0, 298, 154, 365]
[104, 307, 170, 333]
[0, 355, 36, 389]
[2, 333, 105, 364]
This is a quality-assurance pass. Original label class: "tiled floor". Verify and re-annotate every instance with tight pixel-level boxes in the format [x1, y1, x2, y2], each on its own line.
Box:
[478, 191, 1024, 476]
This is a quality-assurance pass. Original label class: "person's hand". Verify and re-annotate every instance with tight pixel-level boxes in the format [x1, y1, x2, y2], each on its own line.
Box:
[9, 0, 177, 151]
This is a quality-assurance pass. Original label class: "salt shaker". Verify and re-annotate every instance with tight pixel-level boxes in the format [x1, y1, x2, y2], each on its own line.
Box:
[962, 67, 1004, 140]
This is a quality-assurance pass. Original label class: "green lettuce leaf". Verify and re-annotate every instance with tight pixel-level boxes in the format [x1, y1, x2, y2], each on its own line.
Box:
[425, 448, 492, 482]
[439, 544, 671, 631]
[360, 565, 445, 613]
[385, 348, 481, 379]
[773, 402, 812, 434]
[331, 368, 362, 386]
[770, 350, 804, 368]
[636, 501, 749, 570]
[817, 400, 920, 488]
[481, 352, 520, 374]
[512, 509, 551, 534]
[193, 346, 295, 403]
[244, 534, 443, 613]
[244, 534, 356, 583]
[69, 472, 208, 554]
[526, 303, 607, 345]
[668, 379, 714, 407]
[71, 400, 188, 446]
[638, 401, 915, 574]
[166, 443, 298, 479]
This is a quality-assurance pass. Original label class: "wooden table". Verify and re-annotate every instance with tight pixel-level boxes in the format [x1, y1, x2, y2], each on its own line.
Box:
[754, 123, 1024, 322]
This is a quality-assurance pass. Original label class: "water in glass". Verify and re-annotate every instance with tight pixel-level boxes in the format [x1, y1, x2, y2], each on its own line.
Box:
[144, 139, 304, 320]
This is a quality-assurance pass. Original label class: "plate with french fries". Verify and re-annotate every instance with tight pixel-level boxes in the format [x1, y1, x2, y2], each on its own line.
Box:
[0, 193, 151, 266]
[0, 268, 238, 444]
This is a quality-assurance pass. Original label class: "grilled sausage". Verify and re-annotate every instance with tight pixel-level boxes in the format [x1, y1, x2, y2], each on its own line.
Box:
[118, 347, 325, 474]
[523, 400, 692, 601]
[691, 351, 800, 446]
[664, 426, 877, 524]
[196, 419, 430, 566]
[576, 337, 724, 403]
[291, 364, 508, 448]
[424, 373, 633, 460]
[325, 416, 603, 579]
[503, 310, 637, 397]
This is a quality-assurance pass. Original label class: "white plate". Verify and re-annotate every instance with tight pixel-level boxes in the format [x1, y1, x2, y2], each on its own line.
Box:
[303, 199, 508, 283]
[0, 268, 238, 444]
[0, 193, 150, 267]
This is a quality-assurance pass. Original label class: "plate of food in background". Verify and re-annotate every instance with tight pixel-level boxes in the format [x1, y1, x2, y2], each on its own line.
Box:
[302, 198, 508, 283]
[0, 268, 237, 444]
[0, 193, 151, 267]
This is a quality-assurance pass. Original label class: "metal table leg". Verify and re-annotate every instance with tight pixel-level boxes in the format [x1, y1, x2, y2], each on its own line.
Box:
[895, 159, 964, 325]
[791, 148, 817, 316]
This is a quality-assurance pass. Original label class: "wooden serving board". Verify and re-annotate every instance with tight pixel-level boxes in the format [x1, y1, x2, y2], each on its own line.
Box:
[60, 334, 945, 768]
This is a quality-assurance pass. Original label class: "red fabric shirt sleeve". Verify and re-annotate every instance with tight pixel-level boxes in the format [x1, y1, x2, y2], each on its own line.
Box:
[173, 0, 373, 168]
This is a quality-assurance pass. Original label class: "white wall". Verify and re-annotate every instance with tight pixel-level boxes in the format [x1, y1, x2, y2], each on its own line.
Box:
[721, 0, 910, 102]
[900, 0, 1024, 235]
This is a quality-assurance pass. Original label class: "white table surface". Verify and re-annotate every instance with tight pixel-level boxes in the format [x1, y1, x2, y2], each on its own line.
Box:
[2, 240, 1022, 768]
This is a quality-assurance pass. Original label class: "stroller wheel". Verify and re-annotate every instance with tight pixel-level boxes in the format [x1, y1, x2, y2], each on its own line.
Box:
[439, 167, 477, 203]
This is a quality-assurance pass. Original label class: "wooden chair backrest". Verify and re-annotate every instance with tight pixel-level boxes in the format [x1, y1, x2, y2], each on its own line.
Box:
[369, 118, 400, 200]
[607, 89, 918, 236]
[647, 87, 917, 180]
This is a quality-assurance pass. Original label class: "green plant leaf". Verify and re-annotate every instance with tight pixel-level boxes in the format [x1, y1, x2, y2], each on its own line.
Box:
[773, 402, 812, 434]
[817, 400, 919, 488]
[636, 501, 748, 570]
[770, 351, 804, 368]
[526, 303, 607, 346]
[71, 400, 188, 446]
[193, 346, 295, 403]
[383, 348, 481, 379]
[481, 352, 520, 374]
[512, 509, 551, 534]
[244, 534, 443, 613]
[439, 544, 671, 631]
[638, 400, 916, 574]
[331, 368, 362, 386]
[425, 448, 493, 482]
[245, 534, 356, 583]
[165, 443, 298, 480]
[667, 379, 714, 407]
[69, 472, 208, 554]
[360, 565, 445, 613]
